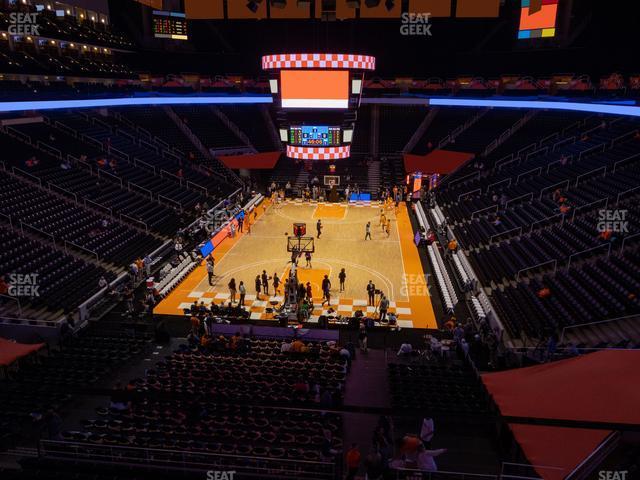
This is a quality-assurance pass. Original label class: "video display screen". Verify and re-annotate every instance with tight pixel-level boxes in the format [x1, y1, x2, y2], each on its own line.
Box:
[280, 70, 349, 109]
[518, 0, 558, 39]
[152, 10, 188, 40]
[289, 126, 341, 146]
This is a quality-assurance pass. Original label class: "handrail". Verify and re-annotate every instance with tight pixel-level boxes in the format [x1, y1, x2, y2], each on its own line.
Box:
[486, 177, 511, 194]
[517, 142, 537, 157]
[0, 211, 12, 227]
[458, 188, 481, 202]
[81, 134, 103, 150]
[574, 165, 606, 187]
[538, 131, 559, 147]
[160, 168, 183, 185]
[187, 180, 208, 196]
[98, 169, 123, 187]
[612, 152, 640, 173]
[616, 185, 640, 204]
[392, 467, 497, 480]
[158, 194, 182, 210]
[525, 146, 547, 161]
[516, 166, 542, 184]
[163, 149, 181, 162]
[6, 126, 31, 144]
[40, 440, 336, 479]
[108, 146, 129, 161]
[566, 243, 611, 270]
[20, 221, 55, 244]
[560, 314, 640, 345]
[539, 179, 570, 200]
[552, 135, 575, 152]
[490, 226, 522, 244]
[620, 232, 640, 253]
[497, 156, 520, 172]
[54, 120, 77, 138]
[578, 142, 605, 160]
[570, 197, 608, 223]
[516, 259, 557, 281]
[12, 166, 42, 186]
[120, 213, 148, 232]
[84, 198, 112, 216]
[133, 157, 157, 174]
[449, 170, 481, 187]
[139, 138, 159, 153]
[64, 240, 99, 261]
[566, 432, 620, 480]
[506, 192, 534, 207]
[48, 182, 78, 203]
[0, 295, 22, 317]
[128, 181, 153, 199]
[471, 204, 498, 219]
[529, 213, 564, 233]
[495, 153, 513, 168]
[36, 140, 62, 159]
[611, 129, 639, 147]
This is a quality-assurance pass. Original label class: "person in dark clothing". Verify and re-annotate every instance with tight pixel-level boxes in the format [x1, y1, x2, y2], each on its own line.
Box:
[316, 219, 322, 239]
[261, 270, 270, 295]
[366, 280, 376, 306]
[339, 268, 346, 292]
[255, 275, 262, 300]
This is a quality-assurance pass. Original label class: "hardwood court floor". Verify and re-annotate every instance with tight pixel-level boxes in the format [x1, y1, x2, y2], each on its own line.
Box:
[154, 200, 437, 328]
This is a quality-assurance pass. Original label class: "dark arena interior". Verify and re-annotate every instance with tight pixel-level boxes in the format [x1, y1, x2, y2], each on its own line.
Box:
[0, 0, 640, 479]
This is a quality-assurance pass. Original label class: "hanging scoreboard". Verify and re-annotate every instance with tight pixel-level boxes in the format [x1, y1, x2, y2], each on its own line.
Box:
[289, 126, 342, 147]
[152, 10, 188, 40]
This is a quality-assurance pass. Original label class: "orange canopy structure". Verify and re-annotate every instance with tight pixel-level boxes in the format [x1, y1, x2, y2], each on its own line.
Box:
[0, 337, 44, 366]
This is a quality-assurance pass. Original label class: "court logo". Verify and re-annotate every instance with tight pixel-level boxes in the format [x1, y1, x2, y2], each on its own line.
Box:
[6, 273, 40, 298]
[8, 12, 40, 35]
[400, 12, 433, 36]
[597, 209, 629, 233]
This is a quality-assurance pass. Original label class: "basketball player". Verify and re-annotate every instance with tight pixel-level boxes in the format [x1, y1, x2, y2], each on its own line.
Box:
[261, 270, 270, 295]
[316, 219, 322, 239]
[321, 275, 331, 306]
[365, 222, 372, 240]
[255, 275, 262, 300]
[380, 210, 387, 231]
[305, 251, 312, 268]
[339, 268, 346, 292]
[273, 272, 281, 295]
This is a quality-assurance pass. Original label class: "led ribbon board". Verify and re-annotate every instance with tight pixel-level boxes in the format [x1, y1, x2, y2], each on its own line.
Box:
[286, 145, 350, 160]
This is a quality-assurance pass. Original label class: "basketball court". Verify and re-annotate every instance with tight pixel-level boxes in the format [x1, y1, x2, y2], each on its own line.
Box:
[155, 199, 437, 329]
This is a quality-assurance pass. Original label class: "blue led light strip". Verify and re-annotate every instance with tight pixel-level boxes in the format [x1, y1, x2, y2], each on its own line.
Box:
[0, 96, 273, 113]
[428, 98, 640, 117]
[0, 95, 639, 117]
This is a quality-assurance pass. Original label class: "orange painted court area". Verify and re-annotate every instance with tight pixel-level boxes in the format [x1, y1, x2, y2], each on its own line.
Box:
[155, 200, 437, 329]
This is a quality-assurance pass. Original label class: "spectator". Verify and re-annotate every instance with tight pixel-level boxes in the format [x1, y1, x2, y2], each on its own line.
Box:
[238, 281, 246, 306]
[416, 444, 447, 472]
[397, 343, 413, 356]
[364, 446, 384, 480]
[358, 325, 368, 353]
[228, 278, 237, 304]
[345, 443, 361, 480]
